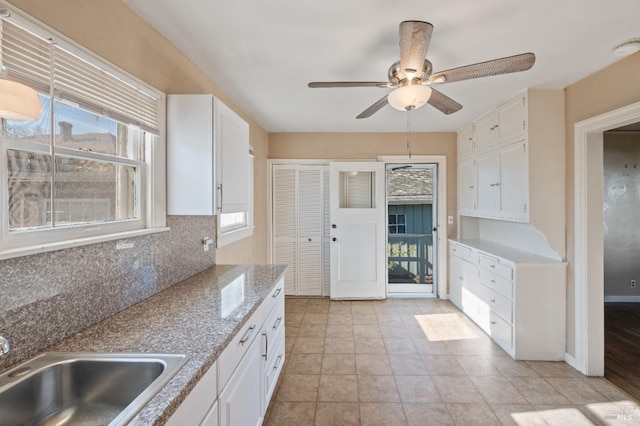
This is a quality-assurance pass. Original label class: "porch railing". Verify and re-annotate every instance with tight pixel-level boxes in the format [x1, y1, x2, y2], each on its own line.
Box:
[388, 233, 433, 284]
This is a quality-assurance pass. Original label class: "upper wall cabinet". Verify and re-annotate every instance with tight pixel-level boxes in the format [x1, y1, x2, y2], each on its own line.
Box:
[457, 124, 474, 158]
[167, 95, 250, 215]
[457, 89, 565, 236]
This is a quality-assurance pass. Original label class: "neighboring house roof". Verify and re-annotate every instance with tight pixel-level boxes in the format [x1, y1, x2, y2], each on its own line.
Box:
[387, 168, 433, 204]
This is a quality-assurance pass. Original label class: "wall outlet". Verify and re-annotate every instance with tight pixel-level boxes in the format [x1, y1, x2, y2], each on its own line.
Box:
[202, 237, 214, 252]
[631, 280, 636, 288]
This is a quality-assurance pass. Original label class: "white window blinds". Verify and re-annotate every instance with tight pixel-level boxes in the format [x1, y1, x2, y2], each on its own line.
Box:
[0, 19, 160, 133]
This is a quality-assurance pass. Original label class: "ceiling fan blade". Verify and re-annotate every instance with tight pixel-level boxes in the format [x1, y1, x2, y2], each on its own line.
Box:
[427, 88, 462, 115]
[399, 20, 433, 78]
[308, 81, 392, 88]
[356, 95, 389, 119]
[429, 52, 535, 84]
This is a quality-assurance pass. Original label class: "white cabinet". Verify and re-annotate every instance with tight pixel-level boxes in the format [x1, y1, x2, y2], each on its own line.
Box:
[457, 124, 474, 158]
[498, 141, 528, 221]
[448, 239, 566, 360]
[473, 110, 498, 152]
[166, 360, 218, 426]
[497, 94, 526, 144]
[458, 157, 476, 214]
[167, 94, 249, 215]
[475, 151, 500, 214]
[271, 163, 330, 296]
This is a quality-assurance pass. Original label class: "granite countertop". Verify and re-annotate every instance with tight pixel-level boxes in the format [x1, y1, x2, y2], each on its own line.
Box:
[45, 263, 287, 425]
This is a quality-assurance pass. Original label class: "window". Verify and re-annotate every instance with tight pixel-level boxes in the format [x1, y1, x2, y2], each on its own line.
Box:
[0, 9, 164, 257]
[388, 214, 406, 234]
[217, 151, 253, 247]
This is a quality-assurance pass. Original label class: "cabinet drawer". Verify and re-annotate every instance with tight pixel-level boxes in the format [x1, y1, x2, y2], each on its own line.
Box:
[490, 311, 513, 351]
[479, 255, 513, 280]
[264, 300, 285, 365]
[450, 243, 478, 264]
[479, 268, 513, 299]
[264, 338, 285, 408]
[218, 305, 263, 391]
[263, 278, 284, 318]
[487, 289, 513, 324]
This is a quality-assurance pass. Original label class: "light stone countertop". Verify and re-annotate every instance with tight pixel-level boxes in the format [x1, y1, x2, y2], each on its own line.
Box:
[45, 263, 288, 425]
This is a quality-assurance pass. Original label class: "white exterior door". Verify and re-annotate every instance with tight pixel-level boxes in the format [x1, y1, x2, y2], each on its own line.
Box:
[330, 162, 386, 299]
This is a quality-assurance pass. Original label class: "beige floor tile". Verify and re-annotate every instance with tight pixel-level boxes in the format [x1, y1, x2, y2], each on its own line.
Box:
[315, 402, 360, 426]
[456, 355, 504, 377]
[446, 402, 502, 425]
[326, 324, 354, 338]
[545, 377, 609, 404]
[582, 377, 637, 401]
[360, 402, 407, 426]
[508, 377, 571, 405]
[395, 375, 442, 403]
[358, 375, 401, 402]
[470, 376, 528, 404]
[384, 338, 418, 355]
[329, 301, 352, 314]
[276, 374, 320, 402]
[404, 325, 431, 340]
[444, 337, 501, 357]
[351, 302, 375, 314]
[352, 313, 378, 324]
[424, 354, 467, 376]
[322, 354, 357, 375]
[355, 353, 392, 375]
[298, 323, 328, 338]
[373, 304, 399, 315]
[324, 337, 355, 354]
[388, 354, 430, 376]
[354, 336, 387, 354]
[327, 313, 353, 325]
[285, 336, 295, 354]
[286, 353, 323, 375]
[265, 401, 316, 425]
[307, 303, 331, 314]
[286, 312, 305, 325]
[285, 323, 300, 339]
[577, 400, 640, 425]
[489, 403, 548, 426]
[491, 356, 541, 378]
[352, 324, 382, 339]
[302, 313, 329, 325]
[379, 324, 408, 338]
[526, 361, 584, 378]
[533, 404, 596, 425]
[293, 337, 325, 354]
[318, 374, 359, 402]
[394, 305, 422, 315]
[377, 313, 404, 325]
[403, 402, 455, 426]
[413, 339, 452, 355]
[431, 376, 484, 403]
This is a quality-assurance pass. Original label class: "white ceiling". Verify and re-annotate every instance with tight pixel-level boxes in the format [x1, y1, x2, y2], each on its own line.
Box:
[125, 0, 640, 133]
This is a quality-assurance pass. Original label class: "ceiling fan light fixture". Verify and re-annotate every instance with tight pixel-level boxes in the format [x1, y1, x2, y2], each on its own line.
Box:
[387, 84, 432, 111]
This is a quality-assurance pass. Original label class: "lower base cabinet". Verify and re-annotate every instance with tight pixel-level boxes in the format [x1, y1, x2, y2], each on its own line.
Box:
[166, 278, 285, 426]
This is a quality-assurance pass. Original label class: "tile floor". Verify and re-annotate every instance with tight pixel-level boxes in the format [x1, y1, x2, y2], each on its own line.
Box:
[264, 297, 640, 426]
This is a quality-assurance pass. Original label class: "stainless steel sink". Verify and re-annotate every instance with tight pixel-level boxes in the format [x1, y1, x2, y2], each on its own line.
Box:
[0, 352, 188, 425]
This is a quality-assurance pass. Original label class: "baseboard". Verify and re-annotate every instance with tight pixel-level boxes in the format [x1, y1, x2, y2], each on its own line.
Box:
[604, 295, 640, 303]
[564, 352, 583, 373]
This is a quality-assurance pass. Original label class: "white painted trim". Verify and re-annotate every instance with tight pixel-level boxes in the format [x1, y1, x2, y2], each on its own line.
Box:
[378, 155, 448, 300]
[574, 100, 640, 376]
[217, 225, 254, 248]
[603, 295, 640, 303]
[564, 351, 580, 372]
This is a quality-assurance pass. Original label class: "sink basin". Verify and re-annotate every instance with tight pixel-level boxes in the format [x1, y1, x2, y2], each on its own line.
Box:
[0, 352, 187, 425]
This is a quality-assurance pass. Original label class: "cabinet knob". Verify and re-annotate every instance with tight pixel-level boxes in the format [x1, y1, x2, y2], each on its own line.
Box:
[332, 237, 337, 242]
[308, 238, 312, 242]
[490, 299, 496, 303]
[332, 224, 337, 229]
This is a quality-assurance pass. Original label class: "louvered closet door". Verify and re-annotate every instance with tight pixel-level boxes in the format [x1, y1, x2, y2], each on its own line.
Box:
[297, 166, 323, 296]
[272, 166, 297, 294]
[322, 168, 331, 297]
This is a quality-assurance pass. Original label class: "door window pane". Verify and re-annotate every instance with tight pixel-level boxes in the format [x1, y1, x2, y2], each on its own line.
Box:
[339, 171, 375, 208]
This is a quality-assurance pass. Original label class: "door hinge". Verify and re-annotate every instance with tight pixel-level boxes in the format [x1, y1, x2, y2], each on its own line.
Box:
[522, 120, 526, 131]
[524, 203, 528, 213]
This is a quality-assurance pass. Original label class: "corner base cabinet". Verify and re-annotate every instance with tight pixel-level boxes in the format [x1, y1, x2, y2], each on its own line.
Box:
[167, 278, 285, 426]
[449, 240, 566, 360]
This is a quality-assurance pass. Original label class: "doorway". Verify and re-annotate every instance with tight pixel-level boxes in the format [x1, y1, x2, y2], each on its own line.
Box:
[386, 164, 437, 297]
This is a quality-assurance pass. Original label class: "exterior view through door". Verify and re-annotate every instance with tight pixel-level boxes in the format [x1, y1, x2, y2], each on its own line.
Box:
[386, 164, 437, 296]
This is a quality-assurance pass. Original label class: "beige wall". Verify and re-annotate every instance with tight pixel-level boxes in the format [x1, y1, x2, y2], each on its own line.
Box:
[269, 132, 458, 240]
[564, 52, 640, 356]
[8, 0, 270, 264]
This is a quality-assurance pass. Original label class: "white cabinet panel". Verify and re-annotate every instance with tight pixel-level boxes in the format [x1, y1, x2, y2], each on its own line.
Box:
[458, 157, 476, 214]
[499, 141, 528, 221]
[473, 110, 498, 152]
[497, 94, 526, 144]
[165, 361, 217, 426]
[475, 151, 500, 213]
[458, 124, 474, 158]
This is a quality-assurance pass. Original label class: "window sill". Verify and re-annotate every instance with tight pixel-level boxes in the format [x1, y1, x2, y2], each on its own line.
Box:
[217, 225, 254, 248]
[0, 227, 170, 260]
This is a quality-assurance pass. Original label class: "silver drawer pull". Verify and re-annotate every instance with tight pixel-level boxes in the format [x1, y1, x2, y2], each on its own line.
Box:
[240, 324, 256, 346]
[490, 299, 496, 303]
[489, 265, 495, 269]
[490, 321, 497, 325]
[273, 354, 283, 371]
[272, 317, 283, 331]
[272, 288, 282, 298]
[490, 279, 496, 283]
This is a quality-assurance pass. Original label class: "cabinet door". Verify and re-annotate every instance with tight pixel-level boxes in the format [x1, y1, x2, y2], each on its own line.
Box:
[167, 95, 215, 215]
[215, 97, 249, 214]
[499, 142, 528, 221]
[458, 157, 476, 214]
[497, 94, 526, 144]
[219, 337, 263, 426]
[297, 166, 324, 296]
[458, 124, 474, 158]
[475, 151, 500, 214]
[448, 254, 463, 309]
[473, 110, 498, 152]
[272, 166, 297, 295]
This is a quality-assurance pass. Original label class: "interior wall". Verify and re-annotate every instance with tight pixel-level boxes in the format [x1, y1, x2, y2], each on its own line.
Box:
[603, 132, 640, 298]
[268, 132, 457, 239]
[564, 51, 640, 356]
[7, 0, 270, 265]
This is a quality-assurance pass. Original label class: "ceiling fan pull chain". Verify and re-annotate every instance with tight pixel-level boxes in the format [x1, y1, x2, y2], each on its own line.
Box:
[406, 109, 412, 159]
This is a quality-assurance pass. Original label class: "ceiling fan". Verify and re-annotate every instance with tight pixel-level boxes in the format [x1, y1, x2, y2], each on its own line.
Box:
[308, 20, 535, 119]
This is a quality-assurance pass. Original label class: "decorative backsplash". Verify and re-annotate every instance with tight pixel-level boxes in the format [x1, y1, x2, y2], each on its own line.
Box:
[0, 216, 216, 370]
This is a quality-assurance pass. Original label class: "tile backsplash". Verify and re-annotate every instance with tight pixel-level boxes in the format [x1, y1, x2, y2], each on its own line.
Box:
[0, 215, 216, 369]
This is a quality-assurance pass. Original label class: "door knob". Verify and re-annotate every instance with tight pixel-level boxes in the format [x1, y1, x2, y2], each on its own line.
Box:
[332, 224, 337, 229]
[332, 237, 337, 242]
